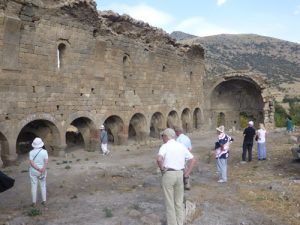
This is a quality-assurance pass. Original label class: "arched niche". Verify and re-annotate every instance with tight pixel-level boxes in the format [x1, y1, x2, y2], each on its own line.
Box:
[167, 110, 180, 129]
[150, 112, 165, 138]
[193, 108, 202, 129]
[181, 108, 192, 133]
[128, 113, 147, 142]
[16, 119, 60, 156]
[103, 115, 125, 145]
[66, 117, 97, 152]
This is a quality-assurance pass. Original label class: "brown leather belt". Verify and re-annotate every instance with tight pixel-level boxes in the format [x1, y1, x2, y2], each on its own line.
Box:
[167, 168, 184, 171]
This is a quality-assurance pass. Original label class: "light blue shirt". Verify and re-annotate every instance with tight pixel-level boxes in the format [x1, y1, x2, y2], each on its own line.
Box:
[29, 148, 48, 175]
[176, 134, 192, 151]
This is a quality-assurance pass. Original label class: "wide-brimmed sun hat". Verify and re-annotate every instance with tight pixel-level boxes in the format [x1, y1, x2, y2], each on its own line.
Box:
[32, 137, 44, 148]
[216, 125, 225, 133]
[248, 121, 254, 126]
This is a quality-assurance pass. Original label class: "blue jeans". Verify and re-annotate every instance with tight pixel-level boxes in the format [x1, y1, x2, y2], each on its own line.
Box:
[216, 158, 227, 181]
[257, 142, 266, 159]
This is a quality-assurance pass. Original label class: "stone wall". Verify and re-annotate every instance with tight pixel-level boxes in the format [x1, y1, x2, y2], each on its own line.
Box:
[0, 0, 205, 165]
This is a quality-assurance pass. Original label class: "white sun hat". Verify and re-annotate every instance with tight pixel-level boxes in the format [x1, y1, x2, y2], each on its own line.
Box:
[32, 137, 44, 148]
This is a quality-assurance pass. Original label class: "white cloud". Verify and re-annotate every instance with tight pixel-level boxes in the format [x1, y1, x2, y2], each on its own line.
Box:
[99, 3, 174, 28]
[217, 0, 227, 6]
[173, 17, 238, 37]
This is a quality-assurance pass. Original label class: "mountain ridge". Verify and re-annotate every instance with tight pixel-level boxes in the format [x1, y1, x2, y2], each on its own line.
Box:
[170, 31, 300, 91]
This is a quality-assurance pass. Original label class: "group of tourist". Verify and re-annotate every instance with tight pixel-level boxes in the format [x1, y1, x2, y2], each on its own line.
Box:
[156, 121, 268, 225]
[1, 120, 271, 225]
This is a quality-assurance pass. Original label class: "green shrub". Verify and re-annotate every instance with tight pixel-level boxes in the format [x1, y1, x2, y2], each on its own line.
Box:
[103, 207, 113, 218]
[289, 104, 300, 126]
[65, 165, 71, 169]
[274, 103, 288, 127]
[239, 112, 254, 128]
[239, 112, 249, 128]
[27, 208, 42, 217]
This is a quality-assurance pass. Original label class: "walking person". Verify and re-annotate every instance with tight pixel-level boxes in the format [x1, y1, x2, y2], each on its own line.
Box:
[242, 121, 256, 163]
[175, 127, 192, 190]
[156, 128, 196, 225]
[286, 116, 293, 133]
[215, 125, 233, 183]
[100, 124, 110, 155]
[29, 137, 48, 207]
[256, 123, 267, 160]
[174, 127, 192, 151]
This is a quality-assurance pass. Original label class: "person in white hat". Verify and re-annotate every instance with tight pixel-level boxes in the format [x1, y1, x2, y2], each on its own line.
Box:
[156, 128, 196, 225]
[29, 137, 48, 207]
[100, 125, 110, 155]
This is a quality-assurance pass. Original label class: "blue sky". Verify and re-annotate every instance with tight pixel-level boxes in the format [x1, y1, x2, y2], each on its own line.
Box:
[95, 0, 300, 44]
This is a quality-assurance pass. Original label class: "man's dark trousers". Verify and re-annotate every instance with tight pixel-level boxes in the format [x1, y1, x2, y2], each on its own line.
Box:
[242, 142, 253, 161]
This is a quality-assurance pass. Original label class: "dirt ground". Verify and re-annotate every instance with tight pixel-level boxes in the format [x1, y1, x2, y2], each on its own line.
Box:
[0, 130, 300, 225]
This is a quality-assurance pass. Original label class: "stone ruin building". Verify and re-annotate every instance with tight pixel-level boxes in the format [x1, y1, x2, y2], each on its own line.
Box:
[0, 0, 274, 166]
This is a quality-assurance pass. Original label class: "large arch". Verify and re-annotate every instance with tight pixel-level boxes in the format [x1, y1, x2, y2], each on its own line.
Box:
[181, 108, 192, 133]
[167, 110, 180, 129]
[210, 77, 264, 129]
[103, 115, 125, 145]
[150, 112, 165, 138]
[67, 117, 97, 152]
[128, 113, 147, 142]
[16, 119, 61, 156]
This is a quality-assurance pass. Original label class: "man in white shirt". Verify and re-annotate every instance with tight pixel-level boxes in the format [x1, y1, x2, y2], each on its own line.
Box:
[156, 128, 196, 225]
[175, 127, 193, 190]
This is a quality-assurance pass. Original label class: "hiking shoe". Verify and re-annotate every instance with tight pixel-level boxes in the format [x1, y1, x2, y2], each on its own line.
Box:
[218, 179, 226, 183]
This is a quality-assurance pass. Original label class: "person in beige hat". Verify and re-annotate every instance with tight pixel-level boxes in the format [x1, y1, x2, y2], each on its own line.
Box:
[29, 137, 48, 207]
[156, 128, 196, 225]
[215, 125, 234, 183]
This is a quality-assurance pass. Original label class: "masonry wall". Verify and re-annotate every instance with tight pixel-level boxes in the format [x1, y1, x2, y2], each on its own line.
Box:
[0, 1, 205, 165]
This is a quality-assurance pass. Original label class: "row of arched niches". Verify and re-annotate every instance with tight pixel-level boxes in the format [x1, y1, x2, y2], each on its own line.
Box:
[0, 108, 202, 164]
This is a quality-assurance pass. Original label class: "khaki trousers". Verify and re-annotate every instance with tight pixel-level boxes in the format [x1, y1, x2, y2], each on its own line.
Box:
[162, 171, 184, 225]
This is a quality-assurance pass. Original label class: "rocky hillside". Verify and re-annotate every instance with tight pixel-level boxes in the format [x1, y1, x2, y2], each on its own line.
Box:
[171, 32, 300, 89]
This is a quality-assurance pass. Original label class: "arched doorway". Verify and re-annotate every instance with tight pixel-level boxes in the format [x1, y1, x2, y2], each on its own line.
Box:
[193, 108, 202, 129]
[16, 120, 60, 156]
[66, 117, 97, 152]
[103, 115, 125, 145]
[167, 110, 180, 129]
[211, 78, 264, 129]
[150, 112, 164, 138]
[181, 108, 192, 133]
[128, 113, 147, 142]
